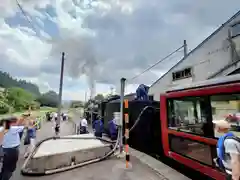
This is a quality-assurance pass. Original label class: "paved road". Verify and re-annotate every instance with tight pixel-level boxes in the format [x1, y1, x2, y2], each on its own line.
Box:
[11, 117, 166, 180]
[21, 156, 166, 180]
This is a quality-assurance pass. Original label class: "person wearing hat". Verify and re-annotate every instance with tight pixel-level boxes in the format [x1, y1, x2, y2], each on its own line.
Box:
[0, 116, 28, 180]
[213, 119, 240, 180]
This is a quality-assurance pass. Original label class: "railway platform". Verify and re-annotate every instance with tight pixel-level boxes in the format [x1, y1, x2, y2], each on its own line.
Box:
[11, 118, 190, 180]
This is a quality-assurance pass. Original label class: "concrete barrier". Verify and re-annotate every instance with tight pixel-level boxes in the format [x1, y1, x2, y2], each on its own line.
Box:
[25, 134, 112, 172]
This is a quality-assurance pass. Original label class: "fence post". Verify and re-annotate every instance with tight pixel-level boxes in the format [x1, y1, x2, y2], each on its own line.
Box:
[124, 99, 130, 168]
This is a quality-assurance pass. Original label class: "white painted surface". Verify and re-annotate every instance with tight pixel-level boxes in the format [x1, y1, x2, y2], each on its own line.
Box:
[64, 134, 95, 138]
[34, 134, 106, 158]
[167, 73, 240, 92]
[149, 12, 240, 101]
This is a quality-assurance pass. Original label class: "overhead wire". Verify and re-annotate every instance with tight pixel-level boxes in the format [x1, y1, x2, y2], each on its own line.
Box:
[15, 0, 184, 89]
[15, 0, 39, 35]
[122, 45, 184, 94]
[15, 0, 185, 97]
[127, 45, 184, 83]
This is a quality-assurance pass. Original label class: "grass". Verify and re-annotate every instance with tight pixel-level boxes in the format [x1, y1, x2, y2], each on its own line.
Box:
[0, 106, 57, 119]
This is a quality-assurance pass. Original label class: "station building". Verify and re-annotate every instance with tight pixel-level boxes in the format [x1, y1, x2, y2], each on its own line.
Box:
[149, 11, 240, 101]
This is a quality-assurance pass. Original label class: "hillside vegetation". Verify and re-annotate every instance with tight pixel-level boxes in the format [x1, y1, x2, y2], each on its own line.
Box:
[0, 71, 59, 115]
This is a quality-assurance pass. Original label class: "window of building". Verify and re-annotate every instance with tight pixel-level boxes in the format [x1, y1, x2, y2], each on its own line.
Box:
[172, 68, 192, 81]
[210, 94, 240, 138]
[169, 135, 213, 166]
[167, 96, 211, 136]
[231, 23, 240, 38]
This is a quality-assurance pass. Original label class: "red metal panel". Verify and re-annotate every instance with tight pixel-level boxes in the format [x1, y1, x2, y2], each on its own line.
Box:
[168, 129, 217, 145]
[166, 83, 240, 98]
[160, 81, 240, 179]
[160, 95, 170, 156]
[168, 152, 226, 180]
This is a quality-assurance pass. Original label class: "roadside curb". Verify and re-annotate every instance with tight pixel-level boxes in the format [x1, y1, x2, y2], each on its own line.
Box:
[129, 147, 190, 180]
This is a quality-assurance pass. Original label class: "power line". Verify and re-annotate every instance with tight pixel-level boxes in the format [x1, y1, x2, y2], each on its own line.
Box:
[128, 45, 184, 82]
[15, 0, 38, 34]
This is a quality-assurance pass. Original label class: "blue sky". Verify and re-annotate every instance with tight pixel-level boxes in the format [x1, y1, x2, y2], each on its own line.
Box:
[0, 0, 240, 100]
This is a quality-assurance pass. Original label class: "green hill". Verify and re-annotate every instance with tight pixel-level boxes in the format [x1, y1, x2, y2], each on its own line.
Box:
[0, 71, 40, 96]
[0, 70, 59, 114]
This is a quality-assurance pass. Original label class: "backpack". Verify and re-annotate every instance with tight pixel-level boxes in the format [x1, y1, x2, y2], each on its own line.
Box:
[215, 132, 240, 172]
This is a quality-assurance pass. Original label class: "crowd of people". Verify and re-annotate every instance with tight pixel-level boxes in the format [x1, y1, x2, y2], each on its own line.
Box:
[46, 112, 68, 122]
[0, 113, 38, 180]
[78, 112, 118, 141]
[0, 109, 239, 180]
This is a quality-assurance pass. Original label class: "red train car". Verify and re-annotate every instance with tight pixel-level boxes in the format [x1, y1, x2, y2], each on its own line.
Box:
[160, 74, 240, 179]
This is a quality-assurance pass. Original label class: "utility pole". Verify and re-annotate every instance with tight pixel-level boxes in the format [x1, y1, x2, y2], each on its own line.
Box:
[119, 78, 126, 154]
[184, 40, 188, 57]
[56, 52, 65, 136]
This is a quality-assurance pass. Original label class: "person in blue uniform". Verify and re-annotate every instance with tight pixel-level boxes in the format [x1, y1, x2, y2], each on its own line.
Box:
[108, 119, 118, 141]
[0, 116, 27, 180]
[136, 84, 149, 100]
[93, 116, 103, 137]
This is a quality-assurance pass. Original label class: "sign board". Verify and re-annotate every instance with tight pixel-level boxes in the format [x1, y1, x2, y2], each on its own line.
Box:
[114, 112, 121, 126]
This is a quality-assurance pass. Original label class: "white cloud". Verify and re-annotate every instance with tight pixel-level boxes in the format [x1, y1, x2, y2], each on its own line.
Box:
[0, 20, 50, 67]
[0, 0, 240, 100]
[62, 89, 86, 101]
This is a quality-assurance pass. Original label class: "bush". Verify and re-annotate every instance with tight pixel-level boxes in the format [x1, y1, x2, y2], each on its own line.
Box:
[30, 101, 40, 110]
[6, 87, 35, 111]
[0, 100, 12, 114]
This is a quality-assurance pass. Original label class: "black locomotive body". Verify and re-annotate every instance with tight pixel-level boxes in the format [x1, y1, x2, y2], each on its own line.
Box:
[99, 98, 163, 158]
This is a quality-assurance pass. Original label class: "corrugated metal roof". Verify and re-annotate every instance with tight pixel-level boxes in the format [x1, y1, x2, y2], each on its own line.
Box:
[150, 10, 240, 88]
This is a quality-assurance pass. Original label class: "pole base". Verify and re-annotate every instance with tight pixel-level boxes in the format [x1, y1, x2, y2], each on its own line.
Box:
[113, 160, 132, 171]
[115, 151, 126, 158]
[125, 161, 132, 170]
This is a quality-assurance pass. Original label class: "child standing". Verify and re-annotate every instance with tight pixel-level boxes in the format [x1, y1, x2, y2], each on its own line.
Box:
[24, 119, 36, 158]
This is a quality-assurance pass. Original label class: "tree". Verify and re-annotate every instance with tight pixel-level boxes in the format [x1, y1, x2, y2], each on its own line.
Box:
[37, 91, 59, 107]
[0, 70, 60, 114]
[0, 71, 40, 96]
[0, 100, 11, 114]
[6, 87, 35, 111]
[0, 88, 11, 114]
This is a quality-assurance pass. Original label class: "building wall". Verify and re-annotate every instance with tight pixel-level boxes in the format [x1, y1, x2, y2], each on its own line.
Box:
[149, 12, 240, 101]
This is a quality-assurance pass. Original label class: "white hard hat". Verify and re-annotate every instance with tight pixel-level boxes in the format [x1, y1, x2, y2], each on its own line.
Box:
[212, 119, 231, 129]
